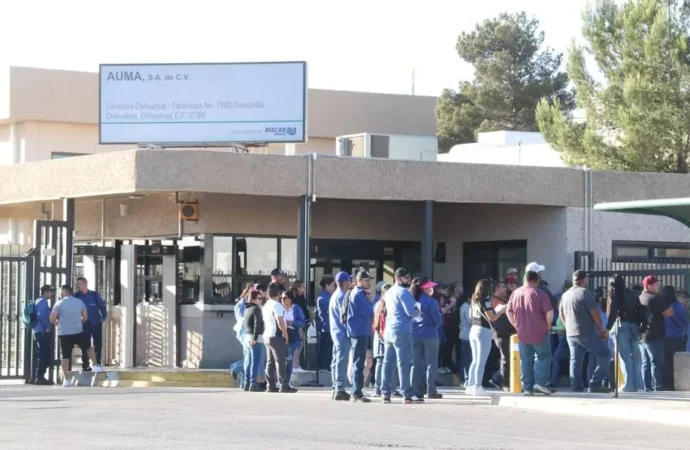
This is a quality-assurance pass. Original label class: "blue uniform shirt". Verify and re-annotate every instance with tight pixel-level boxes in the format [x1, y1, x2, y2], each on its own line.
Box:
[345, 287, 373, 338]
[75, 290, 107, 325]
[33, 297, 53, 333]
[328, 288, 348, 342]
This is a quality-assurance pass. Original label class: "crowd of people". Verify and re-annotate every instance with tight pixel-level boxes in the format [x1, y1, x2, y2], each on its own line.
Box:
[232, 262, 690, 399]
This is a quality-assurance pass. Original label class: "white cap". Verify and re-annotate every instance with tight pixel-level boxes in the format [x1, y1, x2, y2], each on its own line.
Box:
[506, 268, 519, 276]
[375, 281, 386, 292]
[525, 262, 545, 273]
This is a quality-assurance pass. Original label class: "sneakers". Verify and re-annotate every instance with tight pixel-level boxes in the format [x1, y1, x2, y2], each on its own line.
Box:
[392, 390, 403, 397]
[438, 367, 450, 375]
[248, 384, 263, 392]
[279, 386, 298, 393]
[427, 392, 443, 399]
[382, 394, 391, 404]
[267, 387, 280, 393]
[292, 367, 307, 374]
[92, 365, 103, 373]
[372, 389, 382, 397]
[534, 384, 552, 395]
[35, 378, 54, 386]
[351, 395, 371, 403]
[411, 396, 424, 403]
[488, 378, 502, 390]
[523, 390, 535, 396]
[465, 386, 476, 396]
[82, 367, 92, 372]
[334, 391, 351, 401]
[588, 386, 612, 394]
[62, 379, 71, 388]
[472, 387, 491, 397]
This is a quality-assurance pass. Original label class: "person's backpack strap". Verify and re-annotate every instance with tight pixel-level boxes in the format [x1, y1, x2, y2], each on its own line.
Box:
[340, 288, 353, 325]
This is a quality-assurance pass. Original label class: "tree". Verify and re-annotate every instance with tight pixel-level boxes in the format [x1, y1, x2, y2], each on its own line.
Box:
[436, 12, 574, 152]
[537, 0, 690, 173]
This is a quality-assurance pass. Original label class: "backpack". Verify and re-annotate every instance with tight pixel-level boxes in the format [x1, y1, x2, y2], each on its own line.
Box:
[23, 300, 37, 329]
[340, 288, 354, 325]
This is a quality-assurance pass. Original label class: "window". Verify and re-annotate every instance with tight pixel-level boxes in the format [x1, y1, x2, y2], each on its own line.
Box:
[280, 238, 297, 279]
[235, 237, 277, 276]
[213, 237, 233, 275]
[51, 152, 88, 159]
[612, 241, 690, 262]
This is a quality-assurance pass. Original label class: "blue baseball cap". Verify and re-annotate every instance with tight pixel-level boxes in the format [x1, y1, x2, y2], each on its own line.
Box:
[335, 271, 351, 283]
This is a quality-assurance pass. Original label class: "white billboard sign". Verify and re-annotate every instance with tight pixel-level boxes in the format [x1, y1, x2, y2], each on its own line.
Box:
[99, 62, 307, 145]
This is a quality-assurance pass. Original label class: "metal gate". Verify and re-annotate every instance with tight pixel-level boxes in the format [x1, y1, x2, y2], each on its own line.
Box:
[574, 251, 690, 292]
[0, 256, 33, 379]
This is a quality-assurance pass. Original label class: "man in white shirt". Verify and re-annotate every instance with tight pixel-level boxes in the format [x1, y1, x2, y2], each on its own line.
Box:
[262, 284, 297, 393]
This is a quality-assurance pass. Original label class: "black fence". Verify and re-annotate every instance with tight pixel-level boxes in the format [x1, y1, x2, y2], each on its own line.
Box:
[0, 256, 34, 379]
[574, 251, 690, 293]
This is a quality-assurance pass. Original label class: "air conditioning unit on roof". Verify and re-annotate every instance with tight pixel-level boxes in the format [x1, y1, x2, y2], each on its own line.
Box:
[335, 133, 438, 162]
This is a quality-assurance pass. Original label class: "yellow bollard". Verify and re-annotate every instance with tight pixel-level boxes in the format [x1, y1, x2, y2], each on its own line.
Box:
[616, 356, 624, 389]
[510, 334, 522, 393]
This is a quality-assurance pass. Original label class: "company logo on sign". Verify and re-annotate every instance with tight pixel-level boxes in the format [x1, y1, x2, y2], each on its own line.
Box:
[106, 71, 143, 82]
[265, 126, 297, 136]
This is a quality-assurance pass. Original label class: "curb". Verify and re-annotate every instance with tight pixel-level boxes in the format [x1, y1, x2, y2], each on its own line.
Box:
[495, 394, 690, 427]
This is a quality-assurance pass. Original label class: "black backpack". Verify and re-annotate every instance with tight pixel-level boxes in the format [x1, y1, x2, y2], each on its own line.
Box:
[340, 288, 354, 325]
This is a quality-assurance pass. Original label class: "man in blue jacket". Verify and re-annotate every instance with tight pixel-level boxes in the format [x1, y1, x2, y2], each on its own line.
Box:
[75, 277, 107, 371]
[411, 280, 443, 399]
[317, 277, 336, 371]
[381, 267, 420, 404]
[346, 270, 374, 402]
[329, 271, 352, 401]
[32, 285, 56, 385]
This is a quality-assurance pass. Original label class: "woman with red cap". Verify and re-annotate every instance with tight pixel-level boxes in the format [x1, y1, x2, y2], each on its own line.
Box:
[410, 278, 444, 399]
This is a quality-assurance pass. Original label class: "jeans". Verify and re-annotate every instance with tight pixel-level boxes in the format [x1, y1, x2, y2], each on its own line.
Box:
[286, 340, 301, 384]
[550, 335, 569, 386]
[640, 339, 665, 390]
[441, 326, 459, 372]
[467, 326, 492, 389]
[242, 335, 265, 387]
[82, 321, 103, 368]
[318, 332, 333, 370]
[568, 334, 611, 390]
[381, 333, 414, 398]
[265, 336, 289, 390]
[331, 336, 351, 392]
[412, 337, 440, 396]
[519, 334, 553, 392]
[613, 322, 642, 392]
[350, 336, 368, 397]
[459, 339, 472, 383]
[493, 335, 511, 388]
[34, 331, 52, 380]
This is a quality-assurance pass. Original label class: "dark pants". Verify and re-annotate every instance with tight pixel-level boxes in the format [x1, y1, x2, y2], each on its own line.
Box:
[34, 331, 52, 380]
[550, 335, 570, 386]
[441, 326, 459, 372]
[266, 336, 289, 390]
[663, 337, 685, 391]
[318, 331, 333, 370]
[493, 334, 511, 388]
[350, 336, 368, 397]
[82, 321, 103, 368]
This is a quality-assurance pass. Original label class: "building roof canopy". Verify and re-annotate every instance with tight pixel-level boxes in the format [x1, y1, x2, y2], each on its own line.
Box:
[594, 198, 690, 229]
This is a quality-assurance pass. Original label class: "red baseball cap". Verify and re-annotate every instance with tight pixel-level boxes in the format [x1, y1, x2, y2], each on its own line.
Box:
[419, 280, 438, 290]
[642, 275, 659, 288]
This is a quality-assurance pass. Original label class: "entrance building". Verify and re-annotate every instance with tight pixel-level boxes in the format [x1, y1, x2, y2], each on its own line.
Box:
[3, 150, 690, 370]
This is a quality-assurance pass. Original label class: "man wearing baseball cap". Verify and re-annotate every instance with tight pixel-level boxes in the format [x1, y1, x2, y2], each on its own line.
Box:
[380, 267, 421, 404]
[526, 261, 558, 314]
[559, 270, 611, 393]
[344, 270, 374, 402]
[328, 271, 353, 401]
[639, 275, 673, 391]
[31, 285, 56, 385]
[270, 269, 287, 291]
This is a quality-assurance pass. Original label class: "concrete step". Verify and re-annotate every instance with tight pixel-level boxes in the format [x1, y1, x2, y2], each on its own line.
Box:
[66, 369, 239, 388]
[97, 380, 235, 388]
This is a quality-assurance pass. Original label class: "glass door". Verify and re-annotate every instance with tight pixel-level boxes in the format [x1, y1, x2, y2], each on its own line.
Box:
[463, 240, 527, 294]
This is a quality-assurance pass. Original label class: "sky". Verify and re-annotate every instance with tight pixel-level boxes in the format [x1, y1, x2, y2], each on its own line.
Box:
[1, 0, 591, 97]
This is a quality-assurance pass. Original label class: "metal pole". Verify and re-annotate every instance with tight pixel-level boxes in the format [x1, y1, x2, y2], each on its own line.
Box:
[614, 317, 620, 398]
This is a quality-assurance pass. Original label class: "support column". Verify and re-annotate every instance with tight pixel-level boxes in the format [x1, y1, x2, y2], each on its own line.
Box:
[421, 200, 434, 279]
[120, 245, 136, 368]
[63, 198, 75, 286]
[82, 254, 97, 291]
[297, 195, 310, 289]
[162, 255, 177, 367]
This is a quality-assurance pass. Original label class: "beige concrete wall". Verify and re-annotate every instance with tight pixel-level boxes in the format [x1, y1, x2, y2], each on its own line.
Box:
[5, 67, 436, 139]
[0, 66, 10, 121]
[0, 124, 11, 165]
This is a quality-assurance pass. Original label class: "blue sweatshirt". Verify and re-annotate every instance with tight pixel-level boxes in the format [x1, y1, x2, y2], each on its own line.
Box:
[316, 290, 331, 333]
[329, 288, 348, 342]
[75, 290, 107, 325]
[288, 305, 306, 343]
[665, 301, 688, 339]
[412, 293, 442, 339]
[383, 283, 419, 339]
[33, 297, 53, 333]
[346, 287, 373, 338]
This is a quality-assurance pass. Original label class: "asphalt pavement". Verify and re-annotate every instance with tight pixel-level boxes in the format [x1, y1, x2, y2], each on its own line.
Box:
[0, 386, 687, 450]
